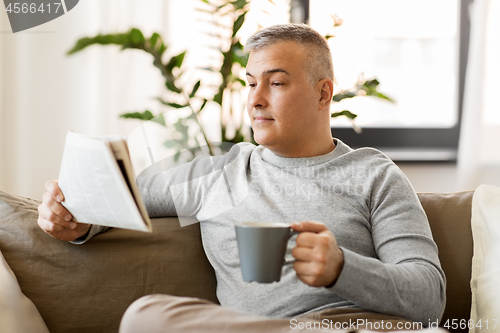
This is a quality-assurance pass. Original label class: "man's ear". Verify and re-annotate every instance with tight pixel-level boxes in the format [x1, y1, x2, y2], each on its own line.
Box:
[317, 79, 334, 111]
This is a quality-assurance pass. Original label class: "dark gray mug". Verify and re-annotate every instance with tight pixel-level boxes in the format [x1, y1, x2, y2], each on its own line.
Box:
[235, 222, 297, 283]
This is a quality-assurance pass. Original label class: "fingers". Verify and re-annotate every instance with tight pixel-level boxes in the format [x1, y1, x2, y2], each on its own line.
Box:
[291, 221, 328, 233]
[293, 261, 328, 287]
[38, 180, 91, 242]
[45, 180, 64, 203]
[38, 200, 75, 230]
[295, 232, 332, 249]
[37, 216, 90, 242]
[292, 247, 344, 287]
[41, 180, 73, 228]
[292, 244, 327, 263]
[291, 221, 331, 249]
[39, 192, 74, 229]
[290, 222, 344, 287]
[37, 215, 64, 233]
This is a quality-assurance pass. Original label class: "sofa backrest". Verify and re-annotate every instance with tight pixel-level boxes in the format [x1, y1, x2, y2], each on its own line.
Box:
[418, 191, 474, 332]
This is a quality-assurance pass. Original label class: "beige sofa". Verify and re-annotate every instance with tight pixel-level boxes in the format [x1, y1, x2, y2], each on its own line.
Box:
[0, 190, 474, 333]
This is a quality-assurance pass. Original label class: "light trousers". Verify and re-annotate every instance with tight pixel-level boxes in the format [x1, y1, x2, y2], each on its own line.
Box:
[119, 294, 447, 333]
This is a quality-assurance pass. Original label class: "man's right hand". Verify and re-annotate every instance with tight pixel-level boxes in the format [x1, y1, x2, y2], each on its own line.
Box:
[37, 180, 91, 241]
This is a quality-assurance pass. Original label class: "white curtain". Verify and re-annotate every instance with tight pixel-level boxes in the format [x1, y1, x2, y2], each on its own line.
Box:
[457, 0, 500, 191]
[0, 0, 168, 198]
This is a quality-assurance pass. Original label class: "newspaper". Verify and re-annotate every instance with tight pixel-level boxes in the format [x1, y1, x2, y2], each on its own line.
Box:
[58, 131, 152, 232]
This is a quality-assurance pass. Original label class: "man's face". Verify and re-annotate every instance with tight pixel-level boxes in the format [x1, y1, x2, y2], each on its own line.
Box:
[246, 41, 324, 157]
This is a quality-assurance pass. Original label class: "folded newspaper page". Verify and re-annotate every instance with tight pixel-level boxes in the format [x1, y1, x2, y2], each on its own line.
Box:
[58, 131, 152, 232]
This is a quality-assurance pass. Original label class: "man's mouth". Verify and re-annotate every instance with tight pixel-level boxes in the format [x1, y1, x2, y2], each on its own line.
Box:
[253, 115, 274, 124]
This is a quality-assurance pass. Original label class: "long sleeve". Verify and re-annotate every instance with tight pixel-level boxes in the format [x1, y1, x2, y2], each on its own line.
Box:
[330, 162, 446, 324]
[70, 225, 110, 244]
[137, 144, 249, 221]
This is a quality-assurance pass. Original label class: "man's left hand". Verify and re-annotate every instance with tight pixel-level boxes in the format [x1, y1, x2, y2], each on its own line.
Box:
[290, 221, 344, 288]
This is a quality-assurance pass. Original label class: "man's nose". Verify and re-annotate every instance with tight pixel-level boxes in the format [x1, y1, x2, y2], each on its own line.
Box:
[249, 85, 268, 109]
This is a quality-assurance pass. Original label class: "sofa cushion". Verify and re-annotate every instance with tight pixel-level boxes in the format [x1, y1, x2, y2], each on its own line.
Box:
[0, 191, 218, 333]
[469, 185, 500, 333]
[418, 191, 474, 332]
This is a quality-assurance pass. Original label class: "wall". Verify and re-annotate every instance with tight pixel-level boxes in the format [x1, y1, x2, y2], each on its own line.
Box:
[398, 162, 500, 194]
[398, 163, 459, 193]
[0, 0, 168, 199]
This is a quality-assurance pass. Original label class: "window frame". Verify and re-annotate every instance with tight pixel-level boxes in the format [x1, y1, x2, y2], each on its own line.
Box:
[292, 0, 473, 162]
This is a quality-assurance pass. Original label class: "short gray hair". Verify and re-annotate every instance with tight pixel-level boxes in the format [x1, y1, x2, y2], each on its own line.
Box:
[244, 24, 334, 85]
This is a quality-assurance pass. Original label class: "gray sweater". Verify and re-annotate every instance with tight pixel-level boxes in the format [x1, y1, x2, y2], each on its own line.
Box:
[134, 139, 445, 324]
[78, 139, 445, 323]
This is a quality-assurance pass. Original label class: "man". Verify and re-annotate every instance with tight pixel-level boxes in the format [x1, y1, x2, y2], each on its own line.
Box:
[38, 24, 445, 332]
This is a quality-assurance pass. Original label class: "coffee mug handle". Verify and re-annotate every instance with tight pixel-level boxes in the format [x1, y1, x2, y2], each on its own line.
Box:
[284, 229, 300, 265]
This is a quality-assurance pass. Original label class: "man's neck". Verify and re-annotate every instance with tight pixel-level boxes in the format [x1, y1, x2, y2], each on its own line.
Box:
[265, 139, 336, 158]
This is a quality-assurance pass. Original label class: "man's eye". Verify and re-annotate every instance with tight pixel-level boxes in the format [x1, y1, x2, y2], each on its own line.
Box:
[272, 82, 283, 86]
[248, 83, 256, 88]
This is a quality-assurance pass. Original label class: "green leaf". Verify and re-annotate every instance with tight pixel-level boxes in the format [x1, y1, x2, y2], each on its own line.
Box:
[67, 33, 129, 55]
[119, 110, 155, 121]
[156, 98, 186, 109]
[213, 90, 223, 106]
[158, 43, 167, 56]
[174, 151, 182, 162]
[332, 91, 357, 102]
[190, 80, 201, 98]
[168, 103, 188, 109]
[363, 89, 394, 102]
[166, 80, 182, 93]
[231, 0, 248, 10]
[120, 111, 166, 126]
[232, 12, 247, 37]
[357, 78, 395, 102]
[163, 140, 180, 149]
[151, 114, 166, 126]
[234, 78, 246, 86]
[175, 52, 186, 68]
[231, 41, 246, 67]
[129, 28, 145, 45]
[166, 51, 187, 72]
[325, 34, 335, 40]
[217, 2, 230, 11]
[149, 32, 160, 49]
[331, 110, 358, 119]
[373, 91, 394, 102]
[362, 79, 380, 89]
[198, 99, 208, 113]
[174, 119, 189, 141]
[66, 28, 152, 55]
